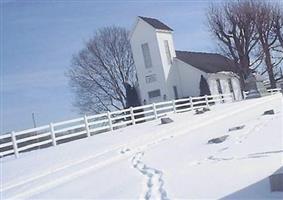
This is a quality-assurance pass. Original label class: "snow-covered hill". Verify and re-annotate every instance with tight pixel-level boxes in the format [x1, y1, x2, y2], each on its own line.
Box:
[1, 94, 282, 199]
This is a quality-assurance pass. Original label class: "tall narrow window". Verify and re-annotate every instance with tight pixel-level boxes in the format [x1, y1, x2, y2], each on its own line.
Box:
[164, 40, 172, 64]
[228, 78, 235, 100]
[173, 86, 179, 99]
[141, 43, 152, 68]
[216, 79, 223, 94]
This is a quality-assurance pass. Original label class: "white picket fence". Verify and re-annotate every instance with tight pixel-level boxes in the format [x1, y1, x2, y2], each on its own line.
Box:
[0, 89, 280, 159]
[243, 88, 282, 99]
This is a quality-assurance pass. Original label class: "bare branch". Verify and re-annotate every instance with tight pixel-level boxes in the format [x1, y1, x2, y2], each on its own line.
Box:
[67, 26, 135, 114]
[207, 1, 260, 88]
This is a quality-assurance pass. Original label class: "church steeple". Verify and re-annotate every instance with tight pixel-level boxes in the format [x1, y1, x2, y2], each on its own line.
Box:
[130, 16, 177, 104]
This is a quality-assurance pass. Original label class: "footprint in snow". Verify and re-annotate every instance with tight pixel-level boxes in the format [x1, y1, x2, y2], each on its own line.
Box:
[218, 147, 229, 152]
[131, 152, 170, 200]
[120, 148, 131, 154]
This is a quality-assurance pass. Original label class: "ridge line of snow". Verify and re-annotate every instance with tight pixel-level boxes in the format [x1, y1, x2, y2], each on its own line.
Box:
[1, 145, 125, 192]
[8, 154, 131, 199]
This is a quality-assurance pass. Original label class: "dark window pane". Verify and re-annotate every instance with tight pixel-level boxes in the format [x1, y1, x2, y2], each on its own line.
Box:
[148, 89, 161, 98]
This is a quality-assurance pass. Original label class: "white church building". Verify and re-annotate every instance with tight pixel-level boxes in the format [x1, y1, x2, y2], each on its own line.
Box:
[130, 16, 242, 104]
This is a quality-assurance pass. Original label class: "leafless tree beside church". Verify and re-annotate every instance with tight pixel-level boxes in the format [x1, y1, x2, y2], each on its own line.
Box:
[272, 6, 283, 80]
[68, 26, 136, 114]
[207, 0, 283, 89]
[253, 1, 280, 88]
[207, 1, 260, 88]
[273, 7, 283, 49]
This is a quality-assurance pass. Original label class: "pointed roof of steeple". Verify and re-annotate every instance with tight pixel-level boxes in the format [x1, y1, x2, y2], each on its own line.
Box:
[138, 16, 173, 31]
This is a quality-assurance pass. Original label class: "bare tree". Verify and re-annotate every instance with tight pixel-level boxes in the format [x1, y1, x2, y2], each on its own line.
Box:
[274, 7, 283, 49]
[207, 1, 260, 88]
[253, 1, 279, 88]
[68, 26, 136, 114]
[272, 5, 283, 81]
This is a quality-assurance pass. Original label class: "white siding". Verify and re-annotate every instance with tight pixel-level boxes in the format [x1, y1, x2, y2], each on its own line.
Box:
[231, 77, 242, 100]
[130, 19, 167, 104]
[207, 73, 242, 101]
[174, 58, 207, 97]
[156, 31, 176, 81]
[130, 18, 178, 103]
[174, 59, 242, 100]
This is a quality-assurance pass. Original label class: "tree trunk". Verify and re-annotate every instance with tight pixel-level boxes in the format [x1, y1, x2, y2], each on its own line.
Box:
[264, 49, 277, 88]
[239, 55, 251, 78]
[278, 30, 283, 48]
[239, 74, 245, 90]
[275, 20, 283, 48]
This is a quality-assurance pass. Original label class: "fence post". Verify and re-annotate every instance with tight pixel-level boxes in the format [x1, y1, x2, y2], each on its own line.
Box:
[172, 100, 176, 113]
[107, 111, 113, 131]
[243, 91, 247, 100]
[205, 95, 209, 108]
[84, 115, 91, 137]
[130, 107, 135, 125]
[11, 131, 19, 158]
[190, 97, 193, 110]
[153, 103, 158, 119]
[50, 123, 57, 146]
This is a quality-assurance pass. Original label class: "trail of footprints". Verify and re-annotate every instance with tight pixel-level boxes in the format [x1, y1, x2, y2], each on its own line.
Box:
[123, 115, 277, 198]
[131, 152, 170, 200]
[119, 133, 175, 200]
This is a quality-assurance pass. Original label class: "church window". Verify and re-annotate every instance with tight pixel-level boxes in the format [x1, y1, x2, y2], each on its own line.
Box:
[164, 40, 172, 64]
[148, 89, 161, 98]
[141, 43, 152, 68]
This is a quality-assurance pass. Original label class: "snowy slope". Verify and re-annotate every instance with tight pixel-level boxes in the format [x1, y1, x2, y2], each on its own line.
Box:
[1, 94, 282, 199]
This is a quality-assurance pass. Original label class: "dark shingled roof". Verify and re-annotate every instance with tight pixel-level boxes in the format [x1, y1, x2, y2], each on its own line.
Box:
[139, 16, 173, 31]
[175, 51, 236, 73]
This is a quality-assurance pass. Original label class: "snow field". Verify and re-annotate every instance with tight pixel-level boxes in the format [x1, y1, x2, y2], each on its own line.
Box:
[1, 94, 282, 199]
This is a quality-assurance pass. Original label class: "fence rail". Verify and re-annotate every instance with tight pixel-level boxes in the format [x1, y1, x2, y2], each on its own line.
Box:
[1, 89, 280, 158]
[243, 88, 282, 99]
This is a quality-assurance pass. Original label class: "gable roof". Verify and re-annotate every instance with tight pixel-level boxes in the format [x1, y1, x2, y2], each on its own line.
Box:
[175, 51, 236, 73]
[138, 16, 173, 31]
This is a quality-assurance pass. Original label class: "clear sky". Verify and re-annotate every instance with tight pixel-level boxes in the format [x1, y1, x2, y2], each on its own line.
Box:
[1, 0, 220, 133]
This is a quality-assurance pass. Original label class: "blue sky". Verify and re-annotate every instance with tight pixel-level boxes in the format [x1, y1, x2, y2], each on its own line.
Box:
[1, 0, 220, 133]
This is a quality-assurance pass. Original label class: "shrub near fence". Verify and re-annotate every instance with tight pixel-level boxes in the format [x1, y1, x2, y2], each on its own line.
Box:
[1, 90, 279, 159]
